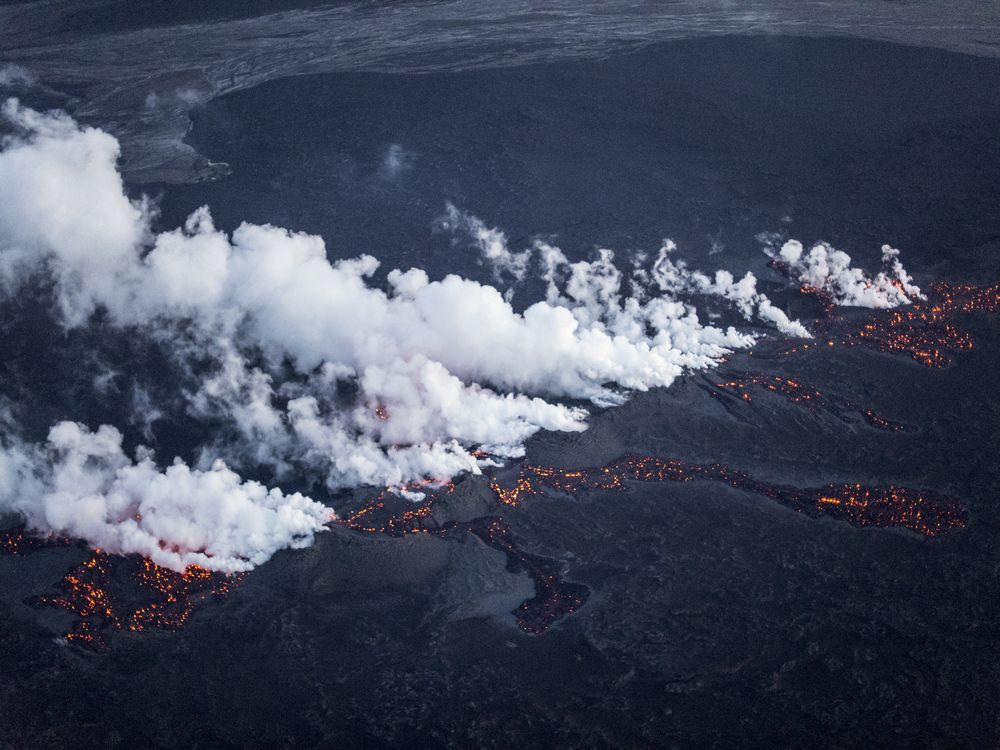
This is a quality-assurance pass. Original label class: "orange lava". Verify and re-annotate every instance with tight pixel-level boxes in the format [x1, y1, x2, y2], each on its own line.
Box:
[0, 527, 68, 555]
[783, 281, 1000, 368]
[343, 479, 454, 535]
[851, 307, 973, 368]
[798, 284, 836, 313]
[486, 455, 965, 537]
[337, 452, 965, 634]
[31, 552, 241, 652]
[847, 281, 1000, 366]
[709, 371, 906, 431]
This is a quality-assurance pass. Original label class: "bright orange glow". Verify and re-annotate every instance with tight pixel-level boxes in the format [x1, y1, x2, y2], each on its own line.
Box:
[481, 456, 965, 538]
[0, 527, 68, 555]
[27, 552, 242, 652]
[847, 282, 999, 367]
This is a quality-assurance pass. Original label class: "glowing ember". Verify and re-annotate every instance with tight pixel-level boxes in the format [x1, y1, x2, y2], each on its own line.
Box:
[340, 452, 965, 635]
[707, 371, 907, 431]
[489, 455, 965, 537]
[782, 281, 1000, 368]
[29, 553, 242, 652]
[0, 526, 69, 556]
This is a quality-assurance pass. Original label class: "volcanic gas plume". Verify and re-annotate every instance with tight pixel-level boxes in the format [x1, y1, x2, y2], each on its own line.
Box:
[0, 97, 993, 649]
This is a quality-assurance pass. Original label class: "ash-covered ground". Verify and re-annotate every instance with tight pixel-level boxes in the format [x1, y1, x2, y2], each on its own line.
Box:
[3, 18, 1000, 750]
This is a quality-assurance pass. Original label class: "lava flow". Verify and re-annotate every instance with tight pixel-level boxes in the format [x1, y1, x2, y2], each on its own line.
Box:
[706, 370, 907, 431]
[0, 532, 243, 652]
[847, 282, 1000, 367]
[782, 281, 1000, 368]
[462, 517, 589, 635]
[0, 526, 69, 556]
[342, 479, 454, 536]
[341, 487, 589, 634]
[490, 455, 966, 537]
[339, 452, 964, 636]
[33, 553, 240, 651]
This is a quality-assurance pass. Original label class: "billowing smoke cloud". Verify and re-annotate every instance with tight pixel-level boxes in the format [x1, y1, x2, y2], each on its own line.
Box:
[0, 419, 330, 572]
[0, 99, 921, 570]
[767, 239, 923, 308]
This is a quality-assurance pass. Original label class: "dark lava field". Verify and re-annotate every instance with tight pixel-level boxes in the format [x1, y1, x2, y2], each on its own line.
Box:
[3, 13, 1000, 750]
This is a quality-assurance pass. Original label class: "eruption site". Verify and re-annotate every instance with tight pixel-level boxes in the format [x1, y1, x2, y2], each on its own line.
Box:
[0, 99, 979, 648]
[0, 99, 946, 582]
[765, 239, 1000, 366]
[780, 281, 1000, 368]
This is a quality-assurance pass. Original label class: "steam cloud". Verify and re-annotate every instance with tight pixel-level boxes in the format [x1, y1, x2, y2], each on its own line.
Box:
[0, 420, 330, 573]
[0, 100, 920, 571]
[768, 239, 924, 308]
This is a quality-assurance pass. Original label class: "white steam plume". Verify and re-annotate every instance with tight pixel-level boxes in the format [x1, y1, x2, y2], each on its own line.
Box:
[0, 100, 917, 568]
[768, 239, 924, 308]
[0, 99, 769, 490]
[0, 421, 331, 573]
[642, 241, 812, 338]
[443, 208, 812, 340]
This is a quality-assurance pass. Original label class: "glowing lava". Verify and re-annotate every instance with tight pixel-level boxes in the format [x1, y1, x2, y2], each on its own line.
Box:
[707, 371, 907, 431]
[845, 282, 1000, 366]
[783, 281, 1000, 368]
[341, 483, 589, 634]
[340, 453, 965, 635]
[462, 517, 588, 635]
[488, 456, 965, 537]
[10, 548, 242, 652]
[343, 480, 454, 535]
[3, 282, 989, 647]
[0, 526, 68, 556]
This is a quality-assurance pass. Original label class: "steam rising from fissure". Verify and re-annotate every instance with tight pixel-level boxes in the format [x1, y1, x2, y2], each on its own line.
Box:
[0, 100, 921, 570]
